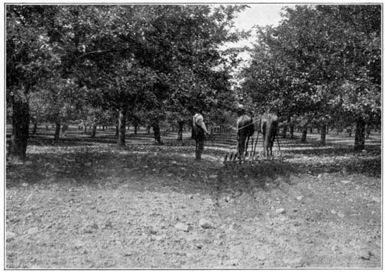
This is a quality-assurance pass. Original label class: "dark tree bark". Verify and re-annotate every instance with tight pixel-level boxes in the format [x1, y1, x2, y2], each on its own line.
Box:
[32, 120, 38, 135]
[177, 121, 184, 141]
[54, 122, 61, 142]
[301, 127, 307, 143]
[290, 123, 295, 139]
[153, 122, 163, 145]
[9, 91, 30, 161]
[354, 117, 366, 151]
[282, 124, 287, 139]
[132, 120, 140, 135]
[117, 107, 127, 146]
[320, 124, 327, 146]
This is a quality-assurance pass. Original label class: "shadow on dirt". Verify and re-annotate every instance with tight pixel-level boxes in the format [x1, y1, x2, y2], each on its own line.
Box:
[7, 130, 381, 196]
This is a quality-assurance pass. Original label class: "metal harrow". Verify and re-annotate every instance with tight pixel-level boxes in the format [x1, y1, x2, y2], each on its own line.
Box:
[223, 131, 283, 164]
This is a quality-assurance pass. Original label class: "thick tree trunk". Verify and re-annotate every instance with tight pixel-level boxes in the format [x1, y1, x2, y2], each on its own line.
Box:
[354, 117, 366, 151]
[320, 124, 327, 145]
[301, 127, 307, 143]
[117, 107, 127, 146]
[9, 92, 30, 161]
[54, 122, 61, 142]
[153, 122, 163, 144]
[177, 121, 184, 141]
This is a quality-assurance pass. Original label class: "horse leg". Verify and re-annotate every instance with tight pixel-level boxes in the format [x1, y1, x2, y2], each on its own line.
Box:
[245, 135, 250, 158]
[263, 137, 268, 158]
[239, 137, 245, 163]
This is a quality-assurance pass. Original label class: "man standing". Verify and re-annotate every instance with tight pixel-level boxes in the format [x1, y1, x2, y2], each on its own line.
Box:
[193, 113, 209, 160]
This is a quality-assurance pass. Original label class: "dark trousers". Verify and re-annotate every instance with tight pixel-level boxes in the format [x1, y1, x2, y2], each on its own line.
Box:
[195, 139, 204, 160]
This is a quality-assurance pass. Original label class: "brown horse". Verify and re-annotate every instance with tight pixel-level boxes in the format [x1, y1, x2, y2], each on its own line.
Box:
[261, 112, 278, 158]
[237, 114, 255, 160]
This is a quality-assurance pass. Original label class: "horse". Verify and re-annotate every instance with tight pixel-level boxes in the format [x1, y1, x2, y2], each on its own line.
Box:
[237, 114, 255, 161]
[260, 112, 278, 158]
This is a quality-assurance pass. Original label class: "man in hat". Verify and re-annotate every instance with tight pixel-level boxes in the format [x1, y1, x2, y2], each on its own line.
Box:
[192, 112, 209, 160]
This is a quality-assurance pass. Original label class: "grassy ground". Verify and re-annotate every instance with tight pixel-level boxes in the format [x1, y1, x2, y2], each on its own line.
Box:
[5, 126, 382, 268]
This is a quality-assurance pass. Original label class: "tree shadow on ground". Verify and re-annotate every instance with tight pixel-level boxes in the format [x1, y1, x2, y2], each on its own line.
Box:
[7, 131, 381, 196]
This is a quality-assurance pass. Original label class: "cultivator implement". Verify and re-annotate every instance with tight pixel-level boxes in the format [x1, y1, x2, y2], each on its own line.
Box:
[223, 132, 283, 164]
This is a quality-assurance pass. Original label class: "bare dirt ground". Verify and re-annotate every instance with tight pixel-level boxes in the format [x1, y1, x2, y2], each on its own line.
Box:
[5, 128, 382, 269]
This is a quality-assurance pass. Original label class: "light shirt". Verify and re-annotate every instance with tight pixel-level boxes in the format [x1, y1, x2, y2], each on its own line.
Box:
[193, 113, 208, 134]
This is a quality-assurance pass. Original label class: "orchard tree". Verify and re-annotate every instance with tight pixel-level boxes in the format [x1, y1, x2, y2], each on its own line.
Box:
[241, 4, 380, 149]
[7, 6, 62, 160]
[29, 78, 80, 142]
[7, 4, 250, 155]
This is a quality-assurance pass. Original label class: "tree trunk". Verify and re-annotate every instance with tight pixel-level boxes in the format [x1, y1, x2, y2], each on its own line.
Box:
[91, 124, 97, 138]
[354, 117, 366, 151]
[153, 122, 163, 144]
[365, 124, 371, 139]
[9, 91, 30, 161]
[54, 122, 61, 142]
[290, 123, 295, 139]
[301, 127, 307, 143]
[32, 120, 38, 135]
[282, 124, 287, 139]
[134, 125, 138, 135]
[177, 121, 184, 141]
[117, 107, 127, 146]
[320, 124, 327, 145]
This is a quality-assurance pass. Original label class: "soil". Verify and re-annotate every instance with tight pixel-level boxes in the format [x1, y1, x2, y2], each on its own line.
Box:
[5, 128, 382, 269]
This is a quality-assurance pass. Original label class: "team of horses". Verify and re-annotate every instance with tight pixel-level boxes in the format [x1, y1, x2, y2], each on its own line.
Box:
[234, 111, 280, 162]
